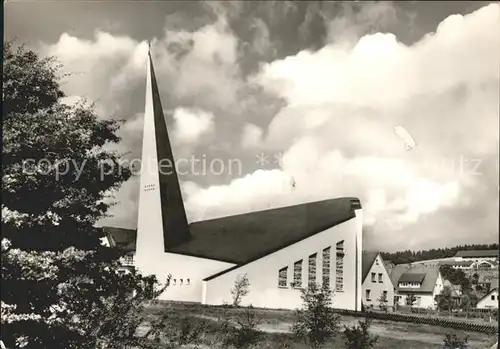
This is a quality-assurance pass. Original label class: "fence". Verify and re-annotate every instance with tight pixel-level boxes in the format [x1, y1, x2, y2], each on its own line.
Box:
[334, 308, 498, 334]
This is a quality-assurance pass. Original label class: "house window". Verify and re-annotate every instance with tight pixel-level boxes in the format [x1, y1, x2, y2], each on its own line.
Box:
[383, 290, 388, 298]
[492, 295, 496, 301]
[366, 289, 371, 301]
[378, 273, 383, 283]
[186, 278, 190, 285]
[122, 255, 134, 266]
[375, 259, 379, 265]
[322, 247, 331, 289]
[173, 279, 176, 286]
[293, 260, 303, 288]
[180, 279, 183, 285]
[278, 267, 288, 288]
[335, 241, 344, 292]
[371, 272, 376, 283]
[308, 253, 317, 287]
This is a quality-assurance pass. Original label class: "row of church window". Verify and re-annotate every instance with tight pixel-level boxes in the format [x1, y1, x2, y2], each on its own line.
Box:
[278, 241, 344, 290]
[171, 278, 190, 286]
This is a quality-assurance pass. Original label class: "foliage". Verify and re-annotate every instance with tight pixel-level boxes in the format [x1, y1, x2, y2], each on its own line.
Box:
[216, 305, 263, 349]
[440, 266, 471, 293]
[343, 318, 378, 349]
[380, 243, 499, 265]
[231, 274, 250, 307]
[377, 292, 388, 312]
[405, 293, 417, 308]
[1, 41, 165, 349]
[435, 286, 455, 311]
[443, 332, 469, 349]
[291, 284, 340, 349]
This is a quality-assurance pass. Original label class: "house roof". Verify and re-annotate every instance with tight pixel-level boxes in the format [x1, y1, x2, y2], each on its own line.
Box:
[103, 197, 361, 264]
[361, 251, 379, 283]
[390, 264, 440, 294]
[454, 250, 499, 258]
[398, 272, 426, 283]
[439, 260, 474, 267]
[443, 280, 462, 297]
[477, 288, 498, 303]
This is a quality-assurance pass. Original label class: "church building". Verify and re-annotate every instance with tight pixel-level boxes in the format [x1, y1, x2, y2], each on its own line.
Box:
[103, 49, 363, 311]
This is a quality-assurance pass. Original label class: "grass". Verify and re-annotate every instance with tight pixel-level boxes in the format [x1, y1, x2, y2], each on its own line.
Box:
[141, 303, 498, 349]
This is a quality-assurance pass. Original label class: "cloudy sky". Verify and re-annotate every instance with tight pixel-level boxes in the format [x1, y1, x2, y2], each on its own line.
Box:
[6, 1, 499, 252]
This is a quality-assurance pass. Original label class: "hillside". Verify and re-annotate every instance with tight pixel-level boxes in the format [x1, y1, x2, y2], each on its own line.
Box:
[380, 244, 499, 265]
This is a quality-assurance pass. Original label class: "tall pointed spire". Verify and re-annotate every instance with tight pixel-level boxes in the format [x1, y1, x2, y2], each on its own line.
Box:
[136, 47, 191, 263]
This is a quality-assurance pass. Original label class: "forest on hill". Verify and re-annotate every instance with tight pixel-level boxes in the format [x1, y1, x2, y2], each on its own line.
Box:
[380, 243, 499, 265]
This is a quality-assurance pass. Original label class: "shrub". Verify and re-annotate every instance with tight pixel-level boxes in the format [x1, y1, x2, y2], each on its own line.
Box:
[443, 332, 469, 349]
[343, 318, 378, 349]
[291, 284, 340, 349]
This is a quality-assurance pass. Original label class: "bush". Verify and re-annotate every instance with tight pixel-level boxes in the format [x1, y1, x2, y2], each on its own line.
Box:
[443, 332, 468, 349]
[292, 284, 340, 349]
[343, 318, 378, 349]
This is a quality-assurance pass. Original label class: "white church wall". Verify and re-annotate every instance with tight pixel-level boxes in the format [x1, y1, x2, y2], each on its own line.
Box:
[140, 253, 235, 303]
[203, 212, 362, 311]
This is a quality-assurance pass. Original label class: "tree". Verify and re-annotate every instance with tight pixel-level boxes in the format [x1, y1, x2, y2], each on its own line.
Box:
[291, 284, 340, 349]
[377, 292, 388, 312]
[405, 293, 417, 309]
[231, 274, 250, 307]
[1, 42, 165, 349]
[343, 318, 378, 349]
[435, 286, 455, 311]
[443, 332, 468, 349]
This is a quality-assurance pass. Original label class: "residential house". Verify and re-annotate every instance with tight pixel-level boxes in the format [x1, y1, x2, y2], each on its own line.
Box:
[476, 288, 498, 309]
[438, 260, 475, 270]
[474, 260, 498, 271]
[454, 250, 499, 262]
[102, 227, 136, 274]
[476, 273, 500, 292]
[390, 265, 444, 309]
[361, 252, 395, 310]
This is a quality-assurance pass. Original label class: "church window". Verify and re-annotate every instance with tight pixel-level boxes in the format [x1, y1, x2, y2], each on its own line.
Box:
[308, 253, 317, 287]
[278, 267, 288, 288]
[336, 241, 344, 292]
[322, 247, 331, 289]
[293, 260, 303, 288]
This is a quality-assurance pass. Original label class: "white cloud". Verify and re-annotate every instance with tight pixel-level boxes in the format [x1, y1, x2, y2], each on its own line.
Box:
[183, 4, 499, 249]
[241, 123, 264, 149]
[172, 107, 215, 144]
[40, 4, 499, 249]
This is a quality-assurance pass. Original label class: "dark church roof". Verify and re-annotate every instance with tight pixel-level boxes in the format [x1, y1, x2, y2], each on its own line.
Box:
[103, 197, 361, 265]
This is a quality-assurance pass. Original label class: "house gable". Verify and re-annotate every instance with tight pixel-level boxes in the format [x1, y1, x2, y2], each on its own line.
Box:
[361, 253, 395, 308]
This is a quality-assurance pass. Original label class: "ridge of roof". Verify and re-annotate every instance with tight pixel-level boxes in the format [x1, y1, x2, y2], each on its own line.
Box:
[103, 197, 361, 265]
